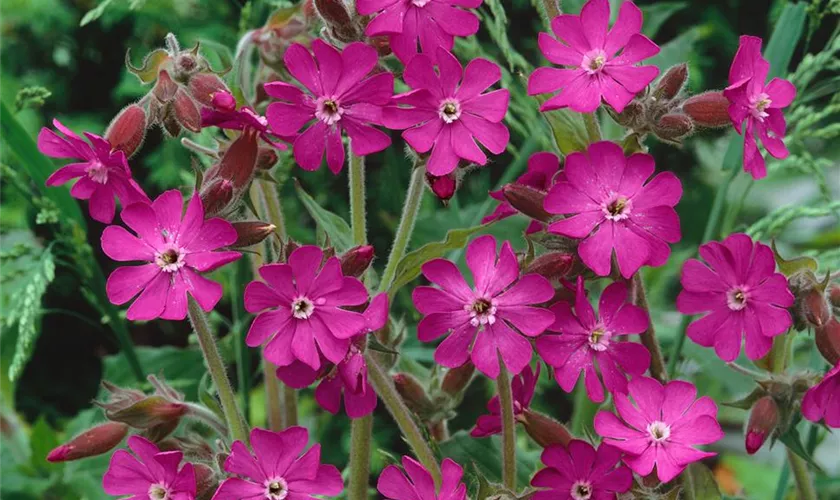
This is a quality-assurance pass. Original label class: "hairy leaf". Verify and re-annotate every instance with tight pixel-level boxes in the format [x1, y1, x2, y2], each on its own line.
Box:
[294, 180, 354, 252]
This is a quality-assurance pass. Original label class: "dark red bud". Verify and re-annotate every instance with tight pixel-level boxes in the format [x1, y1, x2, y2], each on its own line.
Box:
[46, 422, 128, 462]
[153, 70, 179, 103]
[282, 240, 301, 262]
[188, 73, 230, 108]
[526, 252, 575, 281]
[370, 36, 392, 57]
[200, 179, 234, 216]
[161, 107, 182, 137]
[105, 396, 187, 429]
[802, 288, 831, 328]
[613, 101, 644, 128]
[745, 396, 779, 455]
[654, 113, 694, 141]
[502, 183, 551, 222]
[194, 463, 218, 498]
[216, 128, 259, 189]
[256, 147, 279, 170]
[232, 221, 275, 248]
[441, 362, 476, 397]
[683, 91, 730, 128]
[339, 245, 375, 277]
[314, 0, 359, 42]
[829, 285, 840, 309]
[426, 173, 457, 203]
[105, 104, 147, 157]
[393, 373, 434, 415]
[654, 63, 688, 100]
[816, 318, 840, 365]
[173, 89, 202, 132]
[521, 410, 572, 448]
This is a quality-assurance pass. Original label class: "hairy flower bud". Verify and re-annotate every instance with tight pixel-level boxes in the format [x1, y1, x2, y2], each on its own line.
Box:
[654, 63, 688, 100]
[816, 318, 840, 365]
[790, 270, 831, 330]
[393, 373, 435, 416]
[745, 396, 779, 455]
[46, 422, 128, 462]
[96, 376, 187, 431]
[339, 245, 375, 277]
[153, 70, 179, 103]
[441, 362, 476, 397]
[188, 73, 230, 108]
[802, 287, 831, 329]
[520, 409, 572, 449]
[105, 104, 147, 157]
[829, 285, 840, 310]
[200, 179, 235, 217]
[612, 100, 644, 129]
[314, 0, 360, 42]
[194, 463, 218, 499]
[683, 91, 730, 128]
[653, 113, 694, 142]
[215, 128, 259, 189]
[232, 221, 276, 248]
[173, 89, 202, 132]
[426, 172, 457, 203]
[502, 183, 551, 222]
[525, 252, 575, 281]
[210, 91, 237, 113]
[256, 146, 279, 170]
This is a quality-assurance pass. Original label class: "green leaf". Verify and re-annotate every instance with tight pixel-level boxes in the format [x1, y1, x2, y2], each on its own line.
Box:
[681, 462, 723, 500]
[29, 417, 61, 474]
[777, 422, 822, 472]
[647, 27, 703, 72]
[80, 0, 115, 27]
[438, 431, 537, 488]
[294, 180, 354, 252]
[764, 2, 808, 80]
[7, 247, 55, 382]
[641, 2, 687, 39]
[389, 225, 486, 294]
[541, 107, 590, 155]
[103, 346, 204, 400]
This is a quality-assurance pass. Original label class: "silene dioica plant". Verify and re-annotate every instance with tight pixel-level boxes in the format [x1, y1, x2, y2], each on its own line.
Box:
[10, 0, 839, 498]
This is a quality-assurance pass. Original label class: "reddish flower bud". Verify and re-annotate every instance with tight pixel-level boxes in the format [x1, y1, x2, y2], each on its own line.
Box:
[654, 63, 688, 100]
[314, 0, 360, 42]
[393, 373, 434, 416]
[745, 396, 779, 455]
[210, 91, 237, 113]
[153, 70, 179, 103]
[232, 221, 276, 248]
[194, 463, 218, 498]
[105, 104, 147, 157]
[200, 179, 234, 216]
[256, 147, 279, 170]
[654, 113, 694, 142]
[46, 422, 128, 462]
[339, 245, 375, 277]
[426, 172, 457, 203]
[525, 252, 574, 281]
[829, 285, 840, 309]
[370, 35, 392, 57]
[816, 318, 840, 365]
[441, 362, 476, 397]
[502, 183, 551, 222]
[282, 240, 301, 262]
[103, 395, 188, 429]
[801, 287, 831, 328]
[173, 89, 202, 132]
[161, 107, 182, 137]
[188, 73, 230, 108]
[683, 91, 730, 128]
[612, 100, 644, 129]
[520, 410, 572, 448]
[216, 128, 259, 189]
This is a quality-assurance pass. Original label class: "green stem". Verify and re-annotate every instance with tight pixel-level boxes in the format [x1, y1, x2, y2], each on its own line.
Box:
[570, 379, 597, 436]
[256, 179, 288, 247]
[380, 162, 426, 294]
[232, 257, 251, 423]
[583, 112, 602, 143]
[632, 274, 667, 383]
[283, 385, 298, 427]
[366, 353, 442, 486]
[263, 359, 284, 431]
[773, 463, 790, 500]
[348, 150, 367, 245]
[539, 0, 560, 22]
[187, 297, 249, 444]
[497, 356, 517, 491]
[786, 448, 817, 500]
[184, 402, 229, 437]
[348, 414, 374, 500]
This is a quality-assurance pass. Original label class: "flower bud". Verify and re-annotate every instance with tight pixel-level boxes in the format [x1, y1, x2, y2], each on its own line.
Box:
[501, 183, 551, 222]
[521, 410, 572, 448]
[194, 463, 218, 499]
[314, 0, 360, 42]
[801, 287, 831, 329]
[105, 104, 147, 157]
[426, 172, 457, 203]
[216, 128, 259, 189]
[211, 91, 237, 112]
[653, 113, 694, 142]
[256, 146, 279, 170]
[393, 373, 434, 416]
[654, 63, 688, 100]
[104, 395, 188, 429]
[370, 35, 392, 57]
[188, 73, 230, 108]
[46, 422, 128, 462]
[441, 362, 476, 397]
[339, 245, 375, 277]
[683, 91, 730, 128]
[525, 252, 574, 281]
[153, 70, 179, 103]
[200, 179, 235, 216]
[745, 396, 779, 455]
[611, 101, 644, 129]
[282, 240, 301, 262]
[232, 221, 276, 248]
[173, 89, 202, 132]
[816, 318, 840, 365]
[829, 285, 840, 310]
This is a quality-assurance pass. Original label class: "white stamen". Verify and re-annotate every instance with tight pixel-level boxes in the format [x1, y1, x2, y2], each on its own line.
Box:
[291, 296, 315, 319]
[439, 99, 462, 124]
[154, 247, 185, 273]
[647, 420, 671, 442]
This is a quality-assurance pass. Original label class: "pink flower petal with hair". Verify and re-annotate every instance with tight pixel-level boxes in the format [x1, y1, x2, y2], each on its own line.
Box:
[103, 436, 196, 499]
[802, 362, 840, 428]
[377, 456, 467, 500]
[531, 440, 632, 499]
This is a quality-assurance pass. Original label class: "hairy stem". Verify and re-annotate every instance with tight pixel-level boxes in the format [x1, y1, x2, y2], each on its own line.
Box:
[497, 355, 517, 491]
[263, 359, 284, 431]
[349, 150, 367, 246]
[366, 353, 442, 486]
[379, 162, 427, 294]
[187, 297, 249, 444]
[184, 402, 229, 437]
[256, 179, 288, 245]
[283, 385, 298, 427]
[787, 448, 817, 500]
[631, 274, 668, 383]
[348, 415, 374, 500]
[539, 0, 560, 21]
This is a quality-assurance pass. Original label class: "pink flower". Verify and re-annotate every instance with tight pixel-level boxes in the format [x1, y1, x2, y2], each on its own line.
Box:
[201, 91, 290, 150]
[102, 190, 241, 321]
[544, 141, 682, 278]
[531, 440, 633, 500]
[483, 152, 560, 234]
[412, 235, 555, 378]
[212, 427, 343, 500]
[724, 36, 796, 179]
[357, 0, 482, 65]
[536, 277, 650, 403]
[264, 40, 394, 173]
[39, 119, 148, 223]
[528, 0, 660, 113]
[377, 456, 466, 500]
[802, 362, 840, 428]
[594, 377, 724, 483]
[383, 48, 510, 176]
[471, 363, 539, 437]
[103, 435, 196, 499]
[244, 246, 369, 370]
[676, 233, 794, 361]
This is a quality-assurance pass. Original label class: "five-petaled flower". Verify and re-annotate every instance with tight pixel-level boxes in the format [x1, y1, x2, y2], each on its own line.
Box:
[531, 440, 633, 500]
[102, 190, 241, 321]
[357, 0, 483, 65]
[103, 435, 196, 499]
[472, 363, 539, 437]
[724, 35, 796, 179]
[537, 277, 651, 403]
[676, 233, 794, 361]
[528, 0, 660, 113]
[40, 119, 149, 223]
[377, 456, 467, 500]
[384, 48, 510, 177]
[545, 140, 682, 278]
[483, 152, 560, 234]
[412, 235, 555, 378]
[212, 426, 343, 500]
[802, 362, 840, 429]
[264, 40, 394, 173]
[594, 377, 724, 483]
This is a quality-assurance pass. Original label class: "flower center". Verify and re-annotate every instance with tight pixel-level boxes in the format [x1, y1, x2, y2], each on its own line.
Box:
[602, 193, 632, 221]
[588, 326, 610, 352]
[316, 97, 344, 126]
[581, 50, 607, 74]
[87, 161, 109, 184]
[439, 99, 462, 124]
[571, 481, 593, 500]
[647, 420, 671, 442]
[466, 297, 497, 326]
[411, 0, 431, 6]
[291, 296, 315, 319]
[749, 92, 771, 121]
[148, 484, 170, 500]
[265, 478, 289, 500]
[727, 286, 749, 311]
[155, 247, 185, 273]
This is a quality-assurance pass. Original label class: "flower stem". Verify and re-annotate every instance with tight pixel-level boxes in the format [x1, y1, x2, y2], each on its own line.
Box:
[283, 385, 298, 427]
[184, 402, 229, 437]
[263, 359, 284, 431]
[787, 448, 817, 500]
[256, 179, 288, 245]
[379, 161, 426, 294]
[348, 150, 367, 246]
[348, 414, 374, 500]
[187, 297, 249, 445]
[497, 355, 517, 491]
[366, 352, 442, 486]
[570, 379, 597, 436]
[726, 362, 766, 380]
[631, 273, 668, 383]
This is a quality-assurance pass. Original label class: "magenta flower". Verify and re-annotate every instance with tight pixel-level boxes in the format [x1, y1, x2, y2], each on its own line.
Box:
[103, 435, 195, 499]
[594, 377, 724, 483]
[383, 48, 510, 177]
[471, 363, 539, 437]
[201, 91, 290, 150]
[357, 0, 482, 65]
[244, 246, 369, 370]
[676, 233, 794, 361]
[545, 141, 682, 278]
[483, 152, 560, 234]
[39, 119, 148, 223]
[264, 40, 394, 173]
[531, 440, 632, 500]
[212, 427, 343, 500]
[528, 0, 660, 113]
[412, 235, 554, 378]
[724, 36, 796, 179]
[377, 456, 466, 500]
[102, 190, 241, 321]
[536, 278, 650, 403]
[802, 362, 840, 428]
